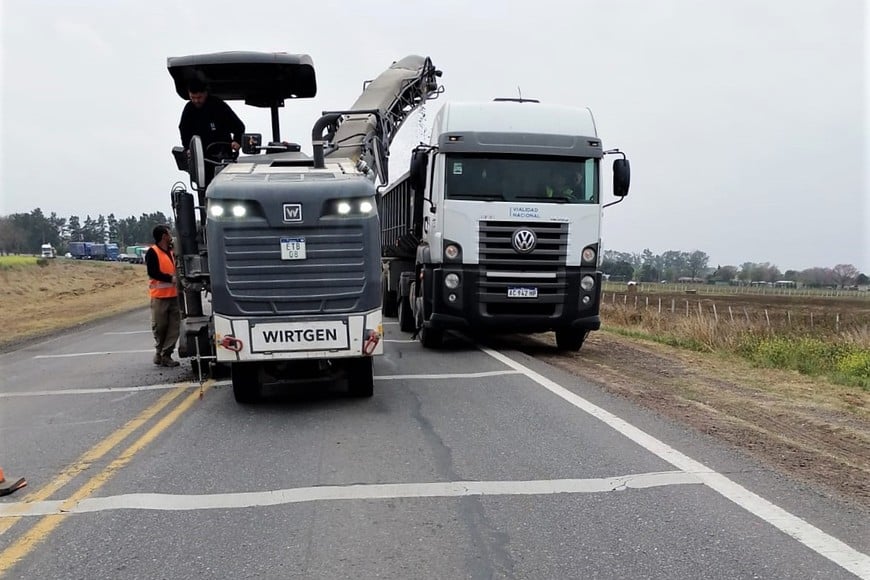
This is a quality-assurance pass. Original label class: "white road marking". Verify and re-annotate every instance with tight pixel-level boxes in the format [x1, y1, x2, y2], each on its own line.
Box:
[375, 370, 521, 381]
[103, 331, 150, 335]
[1, 370, 519, 398]
[33, 349, 153, 359]
[0, 382, 209, 398]
[0, 471, 700, 517]
[479, 347, 870, 579]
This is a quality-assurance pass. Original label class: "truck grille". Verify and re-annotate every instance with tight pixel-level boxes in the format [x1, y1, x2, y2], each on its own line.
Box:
[478, 221, 568, 316]
[222, 225, 366, 315]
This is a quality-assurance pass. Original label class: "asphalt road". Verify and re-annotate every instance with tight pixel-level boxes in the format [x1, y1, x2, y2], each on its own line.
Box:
[0, 309, 868, 579]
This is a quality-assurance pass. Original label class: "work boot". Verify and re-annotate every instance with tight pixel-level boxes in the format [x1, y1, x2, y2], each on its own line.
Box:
[153, 353, 162, 365]
[160, 355, 181, 368]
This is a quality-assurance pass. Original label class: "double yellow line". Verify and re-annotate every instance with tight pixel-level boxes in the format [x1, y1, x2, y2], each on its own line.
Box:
[0, 381, 213, 576]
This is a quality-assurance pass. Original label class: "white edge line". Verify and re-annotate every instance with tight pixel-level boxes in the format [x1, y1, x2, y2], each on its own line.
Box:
[0, 471, 700, 517]
[478, 346, 870, 579]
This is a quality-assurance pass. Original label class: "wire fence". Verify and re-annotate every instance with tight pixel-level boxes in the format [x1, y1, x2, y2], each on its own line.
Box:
[603, 292, 870, 335]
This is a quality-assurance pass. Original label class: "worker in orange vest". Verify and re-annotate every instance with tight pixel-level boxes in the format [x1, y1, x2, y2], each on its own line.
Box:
[144, 225, 181, 367]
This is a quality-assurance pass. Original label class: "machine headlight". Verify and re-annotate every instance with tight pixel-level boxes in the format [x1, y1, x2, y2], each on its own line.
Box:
[580, 275, 596, 291]
[444, 273, 460, 289]
[337, 202, 352, 215]
[209, 204, 225, 217]
[582, 247, 596, 264]
[231, 204, 247, 217]
[359, 200, 374, 213]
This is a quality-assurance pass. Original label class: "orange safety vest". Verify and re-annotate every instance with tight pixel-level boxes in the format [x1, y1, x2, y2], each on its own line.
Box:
[148, 245, 178, 299]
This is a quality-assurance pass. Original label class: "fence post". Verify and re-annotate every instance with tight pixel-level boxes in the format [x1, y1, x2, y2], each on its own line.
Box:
[787, 311, 791, 326]
[765, 309, 770, 326]
[836, 313, 840, 332]
[671, 299, 675, 313]
[712, 303, 718, 323]
[686, 300, 690, 317]
[728, 305, 734, 322]
[744, 307, 750, 323]
[658, 298, 662, 314]
[810, 312, 814, 328]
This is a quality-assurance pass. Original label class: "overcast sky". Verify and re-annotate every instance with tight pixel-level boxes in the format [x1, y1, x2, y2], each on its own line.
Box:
[1, 0, 866, 272]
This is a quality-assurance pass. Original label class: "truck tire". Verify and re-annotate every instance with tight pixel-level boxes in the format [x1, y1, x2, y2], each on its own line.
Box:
[419, 324, 443, 349]
[397, 295, 414, 332]
[555, 329, 587, 351]
[232, 363, 261, 404]
[347, 357, 374, 398]
[382, 282, 398, 318]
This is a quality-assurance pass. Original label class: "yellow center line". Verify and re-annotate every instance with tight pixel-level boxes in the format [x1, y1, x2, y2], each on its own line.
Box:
[0, 382, 212, 576]
[0, 384, 190, 536]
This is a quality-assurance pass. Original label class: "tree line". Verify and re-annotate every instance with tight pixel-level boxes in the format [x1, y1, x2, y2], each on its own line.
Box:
[601, 249, 868, 289]
[0, 208, 174, 255]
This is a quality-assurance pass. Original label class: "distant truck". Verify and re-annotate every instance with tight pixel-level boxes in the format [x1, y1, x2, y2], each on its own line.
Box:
[122, 245, 148, 263]
[40, 244, 57, 258]
[67, 241, 121, 261]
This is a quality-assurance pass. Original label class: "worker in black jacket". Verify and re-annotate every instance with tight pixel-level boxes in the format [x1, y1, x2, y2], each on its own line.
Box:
[178, 78, 245, 184]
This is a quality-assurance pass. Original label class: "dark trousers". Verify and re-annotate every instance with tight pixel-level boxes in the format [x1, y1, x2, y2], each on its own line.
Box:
[151, 297, 181, 356]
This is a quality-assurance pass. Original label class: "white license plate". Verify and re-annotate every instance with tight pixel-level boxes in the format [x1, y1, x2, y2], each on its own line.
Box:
[280, 237, 306, 260]
[251, 320, 349, 352]
[507, 287, 538, 298]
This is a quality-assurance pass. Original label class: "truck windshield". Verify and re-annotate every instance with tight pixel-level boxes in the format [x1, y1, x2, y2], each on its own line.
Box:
[444, 154, 598, 204]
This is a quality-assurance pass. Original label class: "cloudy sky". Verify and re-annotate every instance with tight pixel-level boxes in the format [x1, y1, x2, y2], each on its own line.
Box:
[1, 0, 866, 272]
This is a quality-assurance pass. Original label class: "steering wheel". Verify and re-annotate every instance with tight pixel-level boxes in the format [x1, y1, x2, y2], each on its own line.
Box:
[205, 141, 239, 162]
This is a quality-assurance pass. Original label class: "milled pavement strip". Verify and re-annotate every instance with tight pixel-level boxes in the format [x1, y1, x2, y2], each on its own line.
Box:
[479, 346, 870, 580]
[0, 381, 213, 575]
[0, 384, 190, 537]
[0, 472, 701, 516]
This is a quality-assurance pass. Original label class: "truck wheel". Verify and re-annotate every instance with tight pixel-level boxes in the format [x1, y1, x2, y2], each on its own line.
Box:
[232, 363, 261, 404]
[397, 295, 414, 332]
[347, 357, 374, 398]
[555, 329, 587, 351]
[382, 283, 398, 318]
[419, 325, 443, 349]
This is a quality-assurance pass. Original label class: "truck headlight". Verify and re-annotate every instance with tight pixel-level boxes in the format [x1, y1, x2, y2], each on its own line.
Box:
[582, 247, 596, 265]
[359, 200, 374, 213]
[231, 204, 247, 217]
[580, 275, 596, 291]
[444, 273, 460, 289]
[209, 204, 225, 217]
[337, 202, 352, 215]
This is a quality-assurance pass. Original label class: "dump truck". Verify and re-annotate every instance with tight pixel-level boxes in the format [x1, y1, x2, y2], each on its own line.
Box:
[167, 51, 442, 402]
[380, 98, 630, 350]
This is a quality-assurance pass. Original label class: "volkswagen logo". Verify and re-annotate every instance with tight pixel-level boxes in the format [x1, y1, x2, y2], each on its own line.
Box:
[512, 228, 537, 253]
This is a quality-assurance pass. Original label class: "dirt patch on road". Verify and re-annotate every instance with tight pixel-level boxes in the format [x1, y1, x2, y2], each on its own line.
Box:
[516, 331, 870, 510]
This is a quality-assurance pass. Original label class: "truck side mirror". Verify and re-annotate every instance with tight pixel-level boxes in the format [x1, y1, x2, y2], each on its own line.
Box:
[613, 158, 630, 197]
[409, 149, 429, 193]
[189, 136, 207, 191]
[242, 133, 262, 155]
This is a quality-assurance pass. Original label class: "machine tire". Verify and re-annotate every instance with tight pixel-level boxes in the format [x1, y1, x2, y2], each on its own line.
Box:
[347, 357, 374, 398]
[397, 295, 414, 332]
[232, 363, 261, 404]
[555, 329, 587, 351]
